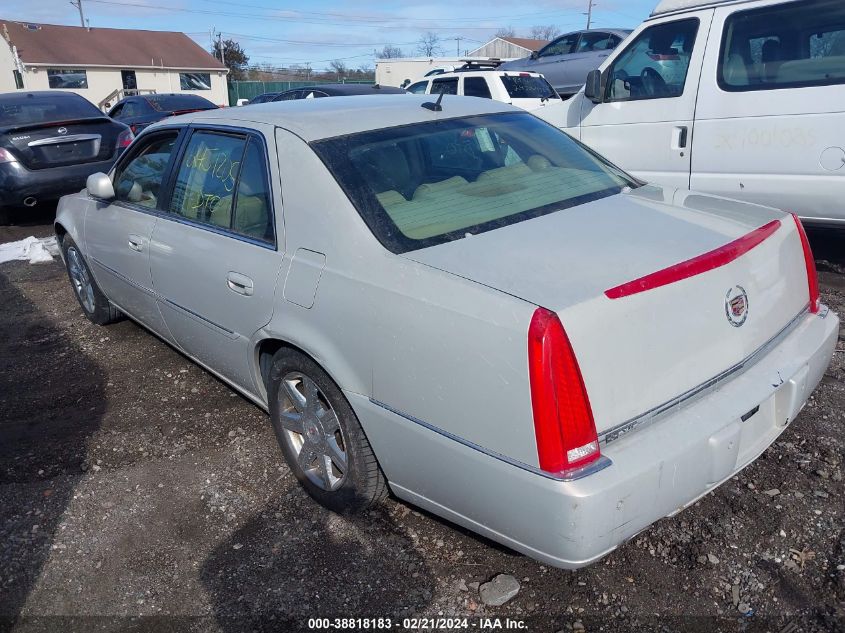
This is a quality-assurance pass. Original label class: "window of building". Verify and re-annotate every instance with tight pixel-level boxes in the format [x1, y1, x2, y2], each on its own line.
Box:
[47, 68, 88, 89]
[179, 73, 212, 90]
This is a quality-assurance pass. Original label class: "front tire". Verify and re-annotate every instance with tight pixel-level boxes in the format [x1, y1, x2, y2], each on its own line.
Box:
[62, 236, 123, 325]
[268, 348, 388, 513]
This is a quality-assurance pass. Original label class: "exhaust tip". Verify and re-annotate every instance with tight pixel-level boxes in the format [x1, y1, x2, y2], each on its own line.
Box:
[23, 196, 37, 207]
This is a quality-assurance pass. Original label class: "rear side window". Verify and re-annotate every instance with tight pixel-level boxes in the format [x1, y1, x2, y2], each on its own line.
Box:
[114, 134, 179, 209]
[605, 18, 699, 101]
[500, 75, 557, 99]
[463, 77, 492, 99]
[719, 0, 845, 91]
[431, 77, 459, 95]
[169, 130, 274, 244]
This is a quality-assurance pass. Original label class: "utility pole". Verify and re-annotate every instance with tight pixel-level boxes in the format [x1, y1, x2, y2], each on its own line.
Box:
[217, 31, 225, 66]
[585, 0, 594, 29]
[455, 36, 462, 56]
[70, 0, 85, 27]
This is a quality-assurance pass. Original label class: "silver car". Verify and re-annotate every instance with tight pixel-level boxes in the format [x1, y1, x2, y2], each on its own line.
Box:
[55, 95, 837, 568]
[500, 29, 632, 96]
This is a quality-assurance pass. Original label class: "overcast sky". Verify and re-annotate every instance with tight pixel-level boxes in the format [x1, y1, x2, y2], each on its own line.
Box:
[2, 0, 657, 71]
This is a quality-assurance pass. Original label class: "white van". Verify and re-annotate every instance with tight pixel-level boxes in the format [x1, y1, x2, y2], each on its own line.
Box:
[536, 0, 845, 227]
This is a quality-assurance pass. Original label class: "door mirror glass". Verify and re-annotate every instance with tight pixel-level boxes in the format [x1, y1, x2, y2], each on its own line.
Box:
[585, 69, 604, 103]
[87, 172, 115, 200]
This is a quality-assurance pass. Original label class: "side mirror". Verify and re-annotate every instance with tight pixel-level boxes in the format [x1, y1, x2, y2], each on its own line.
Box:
[86, 172, 115, 200]
[584, 69, 604, 104]
[530, 51, 539, 60]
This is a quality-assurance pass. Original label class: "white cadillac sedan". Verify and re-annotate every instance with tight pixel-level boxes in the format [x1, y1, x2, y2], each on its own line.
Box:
[54, 95, 838, 568]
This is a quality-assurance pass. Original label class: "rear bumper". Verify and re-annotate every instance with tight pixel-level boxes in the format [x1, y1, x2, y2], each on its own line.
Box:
[0, 156, 118, 207]
[350, 306, 838, 568]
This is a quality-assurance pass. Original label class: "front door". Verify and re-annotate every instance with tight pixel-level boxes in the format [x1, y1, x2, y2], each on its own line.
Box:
[121, 70, 137, 91]
[579, 13, 713, 189]
[84, 130, 181, 336]
[149, 125, 283, 395]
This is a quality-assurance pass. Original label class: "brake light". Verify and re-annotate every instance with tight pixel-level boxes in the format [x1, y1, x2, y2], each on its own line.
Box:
[0, 148, 17, 164]
[116, 128, 134, 149]
[528, 307, 600, 473]
[790, 213, 820, 313]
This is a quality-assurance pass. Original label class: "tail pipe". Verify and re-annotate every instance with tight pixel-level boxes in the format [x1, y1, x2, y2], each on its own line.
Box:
[23, 197, 37, 207]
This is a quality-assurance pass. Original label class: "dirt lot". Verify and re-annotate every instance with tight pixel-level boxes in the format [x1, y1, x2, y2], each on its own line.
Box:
[1, 210, 843, 633]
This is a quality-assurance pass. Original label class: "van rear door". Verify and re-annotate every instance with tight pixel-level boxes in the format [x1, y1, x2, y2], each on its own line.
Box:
[578, 10, 714, 190]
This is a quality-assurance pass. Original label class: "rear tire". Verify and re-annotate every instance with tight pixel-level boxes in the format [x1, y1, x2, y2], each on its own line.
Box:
[268, 348, 388, 513]
[62, 236, 123, 325]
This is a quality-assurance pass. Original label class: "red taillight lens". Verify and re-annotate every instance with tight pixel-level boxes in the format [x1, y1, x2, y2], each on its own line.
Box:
[117, 128, 134, 149]
[528, 307, 600, 473]
[790, 213, 820, 313]
[0, 148, 18, 164]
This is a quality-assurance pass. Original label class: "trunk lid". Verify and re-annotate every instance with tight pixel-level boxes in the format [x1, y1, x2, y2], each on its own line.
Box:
[404, 186, 811, 433]
[1, 118, 120, 170]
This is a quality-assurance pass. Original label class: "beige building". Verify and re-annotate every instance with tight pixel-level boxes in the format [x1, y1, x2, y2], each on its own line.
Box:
[467, 36, 549, 59]
[0, 19, 229, 109]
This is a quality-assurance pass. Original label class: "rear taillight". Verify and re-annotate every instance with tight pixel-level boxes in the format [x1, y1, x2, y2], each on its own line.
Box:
[116, 128, 134, 149]
[528, 307, 600, 473]
[0, 148, 18, 164]
[790, 213, 820, 313]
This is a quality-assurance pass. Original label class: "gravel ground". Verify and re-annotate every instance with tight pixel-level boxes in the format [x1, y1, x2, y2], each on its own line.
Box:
[0, 211, 843, 633]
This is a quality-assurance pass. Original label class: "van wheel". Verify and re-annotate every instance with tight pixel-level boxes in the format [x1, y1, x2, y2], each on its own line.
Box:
[268, 348, 388, 513]
[62, 236, 123, 325]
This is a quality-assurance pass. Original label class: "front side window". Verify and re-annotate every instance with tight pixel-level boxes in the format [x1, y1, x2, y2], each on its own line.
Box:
[114, 134, 179, 209]
[431, 77, 458, 95]
[406, 81, 429, 94]
[605, 18, 699, 101]
[169, 130, 274, 243]
[312, 112, 635, 253]
[463, 77, 492, 99]
[719, 0, 845, 91]
[47, 68, 88, 89]
[179, 72, 211, 90]
[540, 33, 579, 57]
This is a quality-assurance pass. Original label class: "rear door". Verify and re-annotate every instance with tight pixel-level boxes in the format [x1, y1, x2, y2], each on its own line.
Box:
[149, 124, 283, 394]
[579, 13, 712, 189]
[85, 129, 183, 335]
[691, 0, 845, 223]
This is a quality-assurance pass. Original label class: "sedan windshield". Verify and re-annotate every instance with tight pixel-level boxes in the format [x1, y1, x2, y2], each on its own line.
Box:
[312, 112, 635, 253]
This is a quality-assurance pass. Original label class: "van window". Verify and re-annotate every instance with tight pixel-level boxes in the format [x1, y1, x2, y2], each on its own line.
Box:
[719, 0, 845, 91]
[605, 18, 699, 101]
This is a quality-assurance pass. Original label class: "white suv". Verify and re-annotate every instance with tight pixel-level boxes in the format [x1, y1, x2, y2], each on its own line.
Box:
[405, 62, 560, 112]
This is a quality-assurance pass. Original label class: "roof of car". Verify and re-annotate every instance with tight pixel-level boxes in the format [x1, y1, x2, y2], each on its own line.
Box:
[277, 84, 408, 97]
[156, 94, 516, 142]
[0, 90, 87, 103]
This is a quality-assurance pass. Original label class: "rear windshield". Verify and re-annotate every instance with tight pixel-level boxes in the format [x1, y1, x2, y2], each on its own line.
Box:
[0, 94, 102, 127]
[146, 95, 216, 112]
[312, 112, 634, 253]
[500, 75, 558, 99]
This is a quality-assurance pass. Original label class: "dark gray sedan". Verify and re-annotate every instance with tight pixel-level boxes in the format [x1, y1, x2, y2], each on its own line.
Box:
[500, 28, 632, 96]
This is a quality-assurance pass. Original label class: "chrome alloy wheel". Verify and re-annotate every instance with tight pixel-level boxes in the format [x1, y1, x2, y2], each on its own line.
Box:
[278, 372, 348, 491]
[67, 247, 95, 314]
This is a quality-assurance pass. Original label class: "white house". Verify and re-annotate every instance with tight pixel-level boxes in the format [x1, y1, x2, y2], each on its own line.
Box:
[467, 37, 549, 59]
[0, 20, 229, 108]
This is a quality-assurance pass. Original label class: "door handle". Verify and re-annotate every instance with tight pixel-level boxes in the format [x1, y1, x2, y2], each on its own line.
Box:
[227, 271, 254, 296]
[127, 234, 144, 252]
[672, 126, 689, 150]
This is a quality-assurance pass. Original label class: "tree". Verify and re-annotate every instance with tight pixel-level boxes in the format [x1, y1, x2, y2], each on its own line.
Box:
[211, 38, 249, 81]
[494, 26, 516, 38]
[529, 25, 561, 41]
[329, 59, 347, 80]
[377, 45, 404, 59]
[416, 32, 442, 57]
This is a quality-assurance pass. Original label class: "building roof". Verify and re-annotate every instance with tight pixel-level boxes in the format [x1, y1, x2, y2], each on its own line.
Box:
[498, 37, 549, 52]
[0, 19, 227, 70]
[154, 94, 516, 142]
